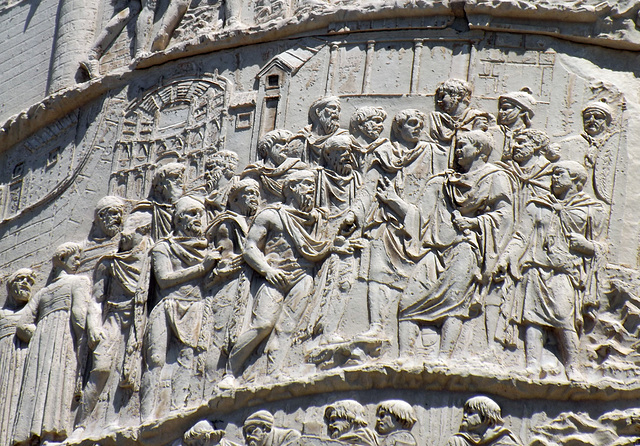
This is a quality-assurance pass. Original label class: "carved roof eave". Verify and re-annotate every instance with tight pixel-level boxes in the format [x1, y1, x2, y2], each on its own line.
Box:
[2, 1, 640, 153]
[257, 46, 321, 79]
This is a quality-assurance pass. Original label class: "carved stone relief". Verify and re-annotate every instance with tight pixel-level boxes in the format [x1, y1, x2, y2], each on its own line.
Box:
[2, 2, 640, 446]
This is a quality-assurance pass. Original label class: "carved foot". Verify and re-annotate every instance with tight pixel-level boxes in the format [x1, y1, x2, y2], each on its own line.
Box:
[218, 374, 239, 390]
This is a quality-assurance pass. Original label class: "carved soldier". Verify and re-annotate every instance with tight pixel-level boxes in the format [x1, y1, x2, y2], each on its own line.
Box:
[204, 179, 260, 381]
[390, 131, 514, 359]
[496, 87, 536, 161]
[220, 170, 333, 386]
[325, 400, 379, 446]
[558, 99, 618, 204]
[142, 196, 220, 419]
[78, 195, 126, 274]
[241, 130, 307, 204]
[0, 268, 36, 446]
[13, 243, 91, 445]
[375, 400, 417, 446]
[77, 211, 153, 432]
[497, 161, 605, 380]
[243, 410, 301, 446]
[297, 96, 348, 166]
[134, 162, 185, 241]
[445, 397, 522, 446]
[429, 78, 495, 166]
[182, 420, 226, 446]
[349, 106, 395, 173]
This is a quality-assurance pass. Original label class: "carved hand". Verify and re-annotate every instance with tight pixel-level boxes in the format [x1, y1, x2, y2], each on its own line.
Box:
[203, 249, 223, 271]
[88, 328, 105, 350]
[265, 267, 288, 289]
[568, 232, 595, 255]
[452, 211, 479, 232]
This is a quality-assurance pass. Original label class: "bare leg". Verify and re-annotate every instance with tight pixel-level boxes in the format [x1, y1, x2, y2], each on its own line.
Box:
[227, 326, 272, 376]
[484, 304, 500, 346]
[151, 0, 190, 52]
[135, 0, 156, 58]
[439, 317, 462, 358]
[557, 328, 584, 381]
[398, 320, 419, 359]
[525, 324, 544, 374]
[140, 304, 169, 420]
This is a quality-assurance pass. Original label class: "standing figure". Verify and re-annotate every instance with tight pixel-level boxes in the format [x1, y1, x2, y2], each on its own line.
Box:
[142, 196, 220, 419]
[134, 162, 185, 241]
[204, 179, 260, 383]
[390, 131, 514, 359]
[241, 130, 307, 204]
[429, 78, 495, 166]
[558, 99, 618, 204]
[375, 400, 417, 446]
[243, 410, 301, 446]
[220, 170, 333, 386]
[79, 195, 126, 274]
[496, 87, 536, 161]
[13, 243, 91, 446]
[77, 211, 153, 433]
[497, 161, 605, 380]
[297, 96, 348, 166]
[445, 396, 522, 446]
[324, 400, 379, 446]
[0, 268, 36, 446]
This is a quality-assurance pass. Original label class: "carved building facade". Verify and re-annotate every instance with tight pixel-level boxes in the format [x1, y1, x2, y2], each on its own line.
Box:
[1, 1, 640, 446]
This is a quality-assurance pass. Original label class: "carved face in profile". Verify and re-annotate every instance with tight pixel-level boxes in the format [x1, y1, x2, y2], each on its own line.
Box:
[97, 206, 124, 238]
[436, 91, 461, 115]
[63, 251, 82, 274]
[318, 100, 341, 135]
[460, 407, 486, 434]
[8, 271, 35, 304]
[582, 109, 609, 137]
[243, 422, 271, 446]
[359, 115, 385, 141]
[375, 409, 401, 435]
[119, 213, 152, 251]
[268, 139, 301, 166]
[454, 136, 479, 170]
[327, 412, 352, 439]
[497, 98, 522, 127]
[175, 202, 205, 237]
[399, 115, 423, 144]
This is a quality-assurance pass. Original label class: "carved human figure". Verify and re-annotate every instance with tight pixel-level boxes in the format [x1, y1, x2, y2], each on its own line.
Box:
[134, 162, 185, 241]
[350, 106, 395, 173]
[324, 400, 379, 446]
[198, 150, 240, 217]
[204, 179, 260, 379]
[220, 170, 333, 385]
[79, 195, 126, 274]
[243, 410, 302, 446]
[389, 131, 514, 359]
[297, 96, 348, 166]
[354, 109, 445, 344]
[241, 130, 307, 204]
[142, 196, 220, 419]
[496, 87, 536, 161]
[375, 400, 417, 446]
[0, 268, 36, 446]
[445, 396, 522, 446]
[558, 99, 618, 204]
[76, 211, 153, 432]
[496, 161, 605, 380]
[13, 243, 91, 445]
[429, 78, 495, 165]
